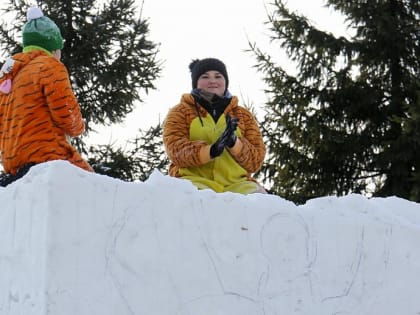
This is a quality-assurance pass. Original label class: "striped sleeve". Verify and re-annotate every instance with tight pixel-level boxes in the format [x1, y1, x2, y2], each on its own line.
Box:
[230, 108, 266, 173]
[163, 104, 208, 168]
[41, 59, 85, 137]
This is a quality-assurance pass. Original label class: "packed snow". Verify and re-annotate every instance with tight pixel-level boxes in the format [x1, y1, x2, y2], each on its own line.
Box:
[1, 160, 420, 315]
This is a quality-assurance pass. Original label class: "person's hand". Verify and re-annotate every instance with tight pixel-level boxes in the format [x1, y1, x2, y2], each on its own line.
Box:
[210, 135, 226, 158]
[223, 114, 239, 148]
[209, 114, 239, 158]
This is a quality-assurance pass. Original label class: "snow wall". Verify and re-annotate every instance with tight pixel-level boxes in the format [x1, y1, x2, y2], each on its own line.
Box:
[1, 161, 420, 315]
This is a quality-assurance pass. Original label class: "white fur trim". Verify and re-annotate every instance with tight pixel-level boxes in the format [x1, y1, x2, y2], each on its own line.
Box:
[27, 7, 44, 21]
[0, 57, 15, 78]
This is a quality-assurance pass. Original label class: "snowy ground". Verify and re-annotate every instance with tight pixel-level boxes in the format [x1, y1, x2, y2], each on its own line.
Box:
[1, 160, 420, 315]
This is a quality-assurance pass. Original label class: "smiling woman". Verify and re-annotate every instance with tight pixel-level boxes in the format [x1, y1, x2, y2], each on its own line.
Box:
[191, 58, 229, 97]
[162, 57, 267, 194]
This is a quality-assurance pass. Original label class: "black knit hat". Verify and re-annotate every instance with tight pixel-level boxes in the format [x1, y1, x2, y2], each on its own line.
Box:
[189, 58, 229, 90]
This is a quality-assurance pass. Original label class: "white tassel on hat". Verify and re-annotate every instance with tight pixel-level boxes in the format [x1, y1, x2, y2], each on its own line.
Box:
[27, 7, 44, 21]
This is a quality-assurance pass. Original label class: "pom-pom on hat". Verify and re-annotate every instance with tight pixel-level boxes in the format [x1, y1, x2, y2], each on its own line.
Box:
[189, 58, 229, 90]
[22, 7, 63, 52]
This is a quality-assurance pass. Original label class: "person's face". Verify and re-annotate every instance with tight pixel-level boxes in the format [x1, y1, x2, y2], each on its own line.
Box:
[197, 70, 226, 97]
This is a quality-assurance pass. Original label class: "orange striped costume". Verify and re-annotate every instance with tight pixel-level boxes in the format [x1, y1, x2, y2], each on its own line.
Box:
[0, 50, 93, 175]
[163, 94, 266, 193]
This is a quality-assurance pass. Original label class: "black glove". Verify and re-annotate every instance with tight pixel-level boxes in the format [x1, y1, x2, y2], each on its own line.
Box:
[210, 135, 226, 158]
[222, 114, 239, 148]
[209, 114, 239, 159]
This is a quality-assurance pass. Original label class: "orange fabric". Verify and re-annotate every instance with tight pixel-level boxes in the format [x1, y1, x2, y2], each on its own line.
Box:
[163, 94, 266, 181]
[0, 50, 93, 175]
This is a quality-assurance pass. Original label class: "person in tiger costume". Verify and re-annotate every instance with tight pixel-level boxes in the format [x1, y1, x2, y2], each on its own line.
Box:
[163, 58, 266, 194]
[0, 6, 93, 187]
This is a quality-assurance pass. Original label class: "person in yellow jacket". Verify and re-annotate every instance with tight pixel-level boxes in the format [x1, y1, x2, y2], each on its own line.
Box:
[0, 7, 93, 187]
[163, 58, 266, 194]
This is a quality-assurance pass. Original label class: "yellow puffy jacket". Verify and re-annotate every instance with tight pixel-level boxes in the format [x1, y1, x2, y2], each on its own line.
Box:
[0, 49, 93, 175]
[163, 93, 266, 194]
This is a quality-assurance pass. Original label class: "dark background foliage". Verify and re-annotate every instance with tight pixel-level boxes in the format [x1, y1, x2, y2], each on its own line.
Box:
[251, 0, 419, 203]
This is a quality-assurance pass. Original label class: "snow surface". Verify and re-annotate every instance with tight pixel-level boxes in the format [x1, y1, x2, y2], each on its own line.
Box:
[1, 160, 420, 315]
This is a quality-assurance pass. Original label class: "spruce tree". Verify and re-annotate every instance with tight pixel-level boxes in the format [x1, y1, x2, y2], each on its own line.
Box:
[0, 0, 164, 180]
[88, 123, 169, 181]
[251, 0, 419, 203]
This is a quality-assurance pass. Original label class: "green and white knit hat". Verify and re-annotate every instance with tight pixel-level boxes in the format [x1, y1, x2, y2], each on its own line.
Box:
[22, 7, 63, 52]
